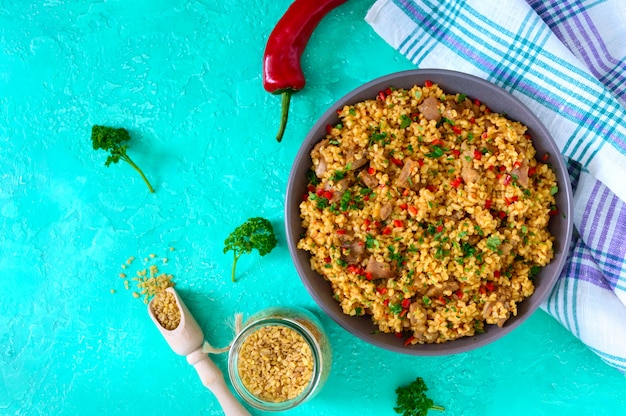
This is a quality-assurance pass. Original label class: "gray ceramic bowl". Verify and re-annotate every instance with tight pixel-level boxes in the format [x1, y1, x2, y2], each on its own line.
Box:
[285, 69, 573, 355]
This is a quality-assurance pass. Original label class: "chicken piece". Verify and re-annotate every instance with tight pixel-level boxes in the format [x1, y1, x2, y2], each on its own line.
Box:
[423, 281, 460, 298]
[460, 148, 480, 183]
[345, 149, 368, 170]
[395, 158, 421, 189]
[379, 202, 393, 221]
[311, 139, 329, 177]
[511, 157, 530, 187]
[359, 169, 379, 188]
[341, 239, 366, 264]
[325, 178, 350, 203]
[442, 101, 459, 120]
[365, 256, 395, 279]
[417, 96, 441, 122]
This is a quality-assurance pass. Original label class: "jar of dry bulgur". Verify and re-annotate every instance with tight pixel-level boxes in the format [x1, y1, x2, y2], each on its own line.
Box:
[227, 306, 331, 411]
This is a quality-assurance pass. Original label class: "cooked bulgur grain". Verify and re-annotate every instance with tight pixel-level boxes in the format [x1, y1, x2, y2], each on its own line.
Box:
[297, 83, 558, 344]
[151, 290, 181, 330]
[237, 325, 314, 403]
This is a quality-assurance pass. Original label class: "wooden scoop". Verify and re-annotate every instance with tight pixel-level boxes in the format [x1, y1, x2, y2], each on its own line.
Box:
[148, 287, 250, 416]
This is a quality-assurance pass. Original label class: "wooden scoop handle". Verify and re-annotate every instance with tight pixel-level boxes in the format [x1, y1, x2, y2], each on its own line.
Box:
[187, 349, 251, 416]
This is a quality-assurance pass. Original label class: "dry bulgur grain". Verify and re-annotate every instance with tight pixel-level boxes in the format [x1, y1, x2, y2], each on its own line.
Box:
[151, 290, 181, 330]
[237, 325, 314, 403]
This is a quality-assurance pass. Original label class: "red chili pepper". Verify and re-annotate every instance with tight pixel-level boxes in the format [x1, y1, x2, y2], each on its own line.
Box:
[455, 289, 464, 299]
[382, 227, 392, 235]
[399, 203, 408, 210]
[485, 282, 495, 292]
[473, 98, 481, 106]
[365, 272, 373, 281]
[452, 125, 462, 135]
[469, 117, 476, 124]
[367, 166, 376, 175]
[542, 152, 551, 161]
[325, 124, 332, 134]
[390, 157, 403, 167]
[408, 206, 418, 216]
[494, 270, 501, 278]
[436, 224, 443, 233]
[395, 331, 403, 338]
[473, 149, 482, 160]
[430, 139, 444, 146]
[484, 199, 493, 209]
[451, 149, 461, 158]
[403, 335, 416, 346]
[401, 298, 411, 308]
[394, 219, 404, 228]
[450, 176, 463, 188]
[377, 287, 387, 295]
[424, 80, 433, 87]
[528, 166, 537, 176]
[263, 0, 348, 142]
[417, 159, 425, 167]
[336, 229, 346, 235]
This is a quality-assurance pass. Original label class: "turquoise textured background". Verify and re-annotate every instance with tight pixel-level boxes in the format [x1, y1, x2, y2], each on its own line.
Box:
[1, 1, 625, 415]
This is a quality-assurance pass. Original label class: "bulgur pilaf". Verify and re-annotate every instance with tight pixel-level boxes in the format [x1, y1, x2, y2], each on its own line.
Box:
[297, 82, 558, 344]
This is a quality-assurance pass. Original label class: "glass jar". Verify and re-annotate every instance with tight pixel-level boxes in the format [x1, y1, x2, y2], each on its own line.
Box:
[227, 306, 332, 411]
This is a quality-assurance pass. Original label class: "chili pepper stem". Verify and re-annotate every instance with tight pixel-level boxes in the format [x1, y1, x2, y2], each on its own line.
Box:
[122, 154, 155, 193]
[275, 91, 291, 142]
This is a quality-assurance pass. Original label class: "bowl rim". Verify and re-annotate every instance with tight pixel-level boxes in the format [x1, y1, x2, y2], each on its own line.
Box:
[285, 68, 574, 356]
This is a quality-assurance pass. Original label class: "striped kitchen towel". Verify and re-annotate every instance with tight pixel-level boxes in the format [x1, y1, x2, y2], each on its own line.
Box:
[366, 0, 626, 373]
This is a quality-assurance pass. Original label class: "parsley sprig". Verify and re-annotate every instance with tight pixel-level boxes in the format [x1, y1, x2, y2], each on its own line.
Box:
[394, 377, 445, 416]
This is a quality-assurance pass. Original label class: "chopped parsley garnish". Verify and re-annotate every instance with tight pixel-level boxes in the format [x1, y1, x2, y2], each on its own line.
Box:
[486, 236, 502, 251]
[400, 114, 411, 129]
[426, 145, 445, 158]
[389, 303, 403, 315]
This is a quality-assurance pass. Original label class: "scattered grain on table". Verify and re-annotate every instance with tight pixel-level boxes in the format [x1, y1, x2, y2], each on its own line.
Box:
[113, 246, 177, 303]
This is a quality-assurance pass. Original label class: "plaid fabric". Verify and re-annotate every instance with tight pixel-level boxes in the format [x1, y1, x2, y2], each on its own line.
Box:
[366, 0, 626, 373]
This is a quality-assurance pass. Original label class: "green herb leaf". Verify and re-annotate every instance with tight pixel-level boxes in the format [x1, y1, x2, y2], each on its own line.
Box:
[426, 145, 445, 158]
[400, 114, 411, 129]
[394, 377, 445, 416]
[486, 236, 502, 251]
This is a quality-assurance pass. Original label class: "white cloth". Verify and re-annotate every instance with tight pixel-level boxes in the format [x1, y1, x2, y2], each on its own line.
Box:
[366, 0, 626, 373]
